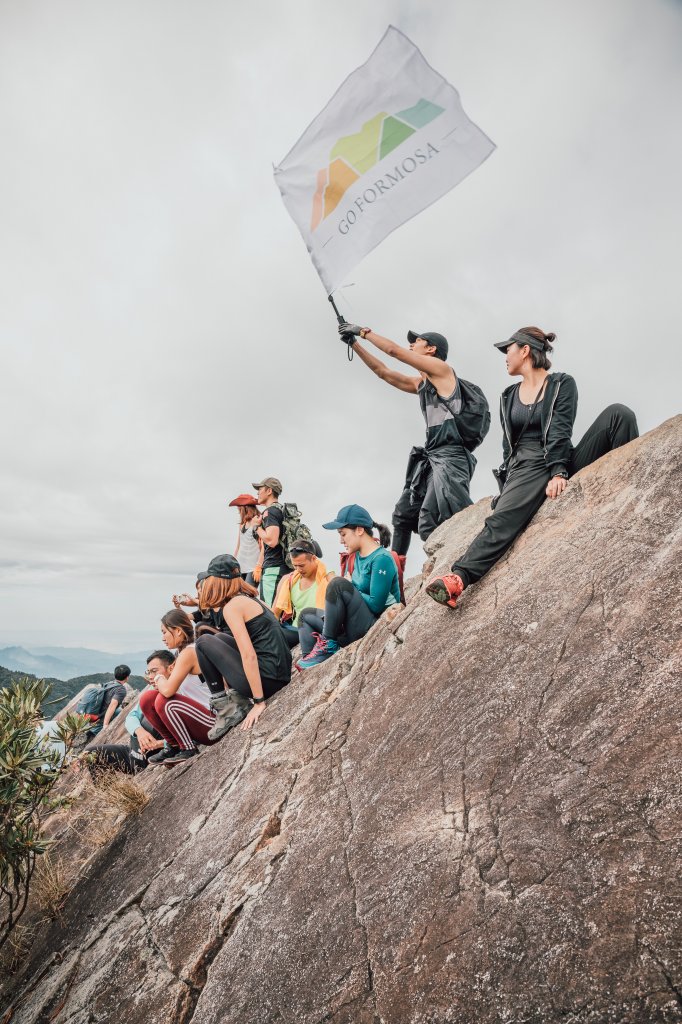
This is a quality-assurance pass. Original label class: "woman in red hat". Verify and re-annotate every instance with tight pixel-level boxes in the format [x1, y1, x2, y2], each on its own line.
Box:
[229, 493, 263, 587]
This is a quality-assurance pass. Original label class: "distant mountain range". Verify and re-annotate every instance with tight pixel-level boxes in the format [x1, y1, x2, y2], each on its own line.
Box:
[0, 664, 146, 717]
[0, 645, 151, 680]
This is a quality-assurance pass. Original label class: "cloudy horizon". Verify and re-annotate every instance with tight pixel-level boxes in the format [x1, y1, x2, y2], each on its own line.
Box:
[1, 0, 681, 653]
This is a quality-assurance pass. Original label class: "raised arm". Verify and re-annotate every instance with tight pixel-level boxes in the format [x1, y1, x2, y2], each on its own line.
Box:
[340, 322, 453, 392]
[153, 647, 199, 698]
[351, 340, 420, 393]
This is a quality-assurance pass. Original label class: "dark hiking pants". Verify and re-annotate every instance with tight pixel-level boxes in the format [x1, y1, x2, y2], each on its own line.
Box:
[298, 578, 378, 652]
[195, 632, 289, 700]
[392, 444, 473, 556]
[451, 403, 638, 586]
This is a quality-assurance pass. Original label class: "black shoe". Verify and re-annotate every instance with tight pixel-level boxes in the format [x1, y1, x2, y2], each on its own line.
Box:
[163, 748, 198, 766]
[147, 745, 180, 765]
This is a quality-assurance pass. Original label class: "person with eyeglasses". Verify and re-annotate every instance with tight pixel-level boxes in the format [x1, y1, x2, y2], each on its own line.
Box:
[272, 539, 334, 650]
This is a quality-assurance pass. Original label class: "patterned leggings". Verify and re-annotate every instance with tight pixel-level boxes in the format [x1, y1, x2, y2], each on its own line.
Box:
[138, 689, 216, 751]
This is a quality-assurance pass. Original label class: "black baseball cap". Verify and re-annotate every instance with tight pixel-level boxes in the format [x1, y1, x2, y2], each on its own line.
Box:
[206, 554, 242, 580]
[407, 330, 448, 360]
[494, 330, 545, 354]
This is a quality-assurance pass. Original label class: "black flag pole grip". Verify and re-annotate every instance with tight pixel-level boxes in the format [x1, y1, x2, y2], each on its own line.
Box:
[328, 294, 355, 361]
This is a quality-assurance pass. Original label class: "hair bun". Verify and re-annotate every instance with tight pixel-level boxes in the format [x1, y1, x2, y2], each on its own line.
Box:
[544, 332, 557, 346]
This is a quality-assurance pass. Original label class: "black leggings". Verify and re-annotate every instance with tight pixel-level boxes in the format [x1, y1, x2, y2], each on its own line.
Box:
[298, 577, 378, 651]
[86, 744, 138, 777]
[451, 403, 638, 586]
[195, 632, 289, 700]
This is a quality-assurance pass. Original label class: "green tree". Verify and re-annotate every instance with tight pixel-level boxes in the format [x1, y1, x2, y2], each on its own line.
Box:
[0, 677, 88, 949]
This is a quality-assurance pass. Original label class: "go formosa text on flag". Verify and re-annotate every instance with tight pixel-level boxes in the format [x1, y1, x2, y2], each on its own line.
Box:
[274, 26, 495, 295]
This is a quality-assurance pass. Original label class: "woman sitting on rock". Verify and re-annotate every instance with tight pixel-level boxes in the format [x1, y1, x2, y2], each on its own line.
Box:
[140, 610, 216, 766]
[195, 554, 292, 738]
[426, 327, 638, 608]
[297, 505, 401, 670]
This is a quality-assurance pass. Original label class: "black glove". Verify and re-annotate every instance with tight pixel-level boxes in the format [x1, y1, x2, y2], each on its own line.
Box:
[338, 321, 362, 338]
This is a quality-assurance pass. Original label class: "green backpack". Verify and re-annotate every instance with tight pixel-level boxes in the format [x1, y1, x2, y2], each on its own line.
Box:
[273, 502, 314, 568]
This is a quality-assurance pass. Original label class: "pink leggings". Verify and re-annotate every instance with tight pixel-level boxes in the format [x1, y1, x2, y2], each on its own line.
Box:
[139, 689, 216, 751]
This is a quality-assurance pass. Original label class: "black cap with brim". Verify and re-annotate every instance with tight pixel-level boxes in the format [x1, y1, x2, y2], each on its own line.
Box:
[407, 330, 448, 360]
[196, 571, 209, 583]
[206, 554, 242, 580]
[494, 330, 545, 353]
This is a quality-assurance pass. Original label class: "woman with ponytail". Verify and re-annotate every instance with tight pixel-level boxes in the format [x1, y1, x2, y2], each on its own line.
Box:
[297, 505, 401, 669]
[426, 326, 638, 608]
[139, 609, 216, 766]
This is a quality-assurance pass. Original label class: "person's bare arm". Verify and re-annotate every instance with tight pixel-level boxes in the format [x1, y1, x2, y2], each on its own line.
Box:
[362, 330, 455, 389]
[102, 699, 120, 729]
[352, 341, 420, 394]
[154, 647, 196, 698]
[224, 600, 266, 732]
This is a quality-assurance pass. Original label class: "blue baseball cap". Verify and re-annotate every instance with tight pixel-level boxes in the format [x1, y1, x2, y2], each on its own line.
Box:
[322, 504, 374, 530]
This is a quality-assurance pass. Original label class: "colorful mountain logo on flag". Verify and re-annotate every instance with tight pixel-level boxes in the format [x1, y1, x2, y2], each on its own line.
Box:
[311, 99, 445, 231]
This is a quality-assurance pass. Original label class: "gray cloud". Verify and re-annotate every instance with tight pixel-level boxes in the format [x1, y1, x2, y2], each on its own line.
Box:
[1, 0, 680, 648]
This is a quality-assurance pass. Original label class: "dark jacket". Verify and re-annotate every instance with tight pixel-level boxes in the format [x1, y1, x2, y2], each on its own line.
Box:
[498, 372, 578, 478]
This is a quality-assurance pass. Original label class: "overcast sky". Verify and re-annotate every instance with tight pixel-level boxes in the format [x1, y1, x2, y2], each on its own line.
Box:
[1, 0, 680, 652]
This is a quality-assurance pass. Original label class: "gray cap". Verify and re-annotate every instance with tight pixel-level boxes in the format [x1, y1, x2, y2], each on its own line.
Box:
[494, 330, 545, 353]
[407, 330, 448, 361]
[251, 476, 283, 496]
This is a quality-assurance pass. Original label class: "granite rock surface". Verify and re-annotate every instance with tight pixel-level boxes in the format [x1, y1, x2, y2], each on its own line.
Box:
[2, 417, 681, 1024]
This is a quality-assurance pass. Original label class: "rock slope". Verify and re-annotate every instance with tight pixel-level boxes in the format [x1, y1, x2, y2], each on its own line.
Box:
[2, 416, 681, 1024]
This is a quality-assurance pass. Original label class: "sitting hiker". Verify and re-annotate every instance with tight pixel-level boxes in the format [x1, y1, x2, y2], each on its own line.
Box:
[297, 505, 400, 669]
[83, 688, 165, 775]
[338, 320, 489, 556]
[426, 327, 639, 608]
[139, 613, 216, 766]
[272, 540, 334, 649]
[229, 493, 264, 587]
[80, 664, 129, 742]
[195, 554, 292, 738]
[250, 476, 289, 607]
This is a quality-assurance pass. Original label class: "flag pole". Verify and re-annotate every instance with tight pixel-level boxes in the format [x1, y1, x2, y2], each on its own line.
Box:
[328, 294, 355, 361]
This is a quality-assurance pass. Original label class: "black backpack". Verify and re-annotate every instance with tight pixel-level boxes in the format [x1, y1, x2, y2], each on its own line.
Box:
[440, 378, 491, 452]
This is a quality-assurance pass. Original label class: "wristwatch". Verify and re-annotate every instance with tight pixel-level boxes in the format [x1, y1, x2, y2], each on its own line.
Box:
[359, 327, 372, 339]
[252, 696, 266, 704]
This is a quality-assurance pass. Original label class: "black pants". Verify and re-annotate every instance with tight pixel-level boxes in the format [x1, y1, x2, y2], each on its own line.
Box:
[392, 445, 473, 556]
[280, 622, 300, 649]
[298, 577, 378, 651]
[195, 632, 289, 700]
[451, 404, 638, 586]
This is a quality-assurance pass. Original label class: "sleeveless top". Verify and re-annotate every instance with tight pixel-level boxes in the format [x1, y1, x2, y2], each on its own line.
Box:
[509, 384, 543, 444]
[220, 597, 292, 681]
[177, 647, 211, 708]
[418, 372, 463, 449]
[237, 525, 261, 573]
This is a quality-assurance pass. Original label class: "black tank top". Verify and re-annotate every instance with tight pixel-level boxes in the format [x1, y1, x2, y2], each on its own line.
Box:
[220, 597, 292, 681]
[418, 372, 463, 449]
[509, 384, 543, 444]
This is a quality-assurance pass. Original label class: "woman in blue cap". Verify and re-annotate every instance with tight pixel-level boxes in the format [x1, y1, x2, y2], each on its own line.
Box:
[297, 505, 401, 669]
[426, 326, 638, 608]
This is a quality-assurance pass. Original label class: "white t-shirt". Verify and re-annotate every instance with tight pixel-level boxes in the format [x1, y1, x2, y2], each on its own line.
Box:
[237, 525, 261, 573]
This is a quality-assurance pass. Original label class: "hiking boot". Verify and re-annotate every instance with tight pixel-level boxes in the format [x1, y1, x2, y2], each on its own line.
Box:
[164, 748, 198, 766]
[147, 744, 180, 765]
[297, 633, 340, 670]
[207, 689, 251, 741]
[425, 573, 465, 609]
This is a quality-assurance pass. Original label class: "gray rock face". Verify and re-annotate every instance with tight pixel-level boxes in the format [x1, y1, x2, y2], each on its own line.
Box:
[2, 417, 681, 1024]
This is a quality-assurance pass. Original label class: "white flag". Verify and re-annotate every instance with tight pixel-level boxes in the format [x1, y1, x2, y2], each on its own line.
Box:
[274, 26, 495, 295]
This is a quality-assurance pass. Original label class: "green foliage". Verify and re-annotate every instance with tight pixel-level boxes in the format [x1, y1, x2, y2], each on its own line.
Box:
[0, 677, 89, 950]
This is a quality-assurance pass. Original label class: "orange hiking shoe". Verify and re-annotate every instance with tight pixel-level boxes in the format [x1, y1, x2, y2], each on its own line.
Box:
[425, 573, 465, 609]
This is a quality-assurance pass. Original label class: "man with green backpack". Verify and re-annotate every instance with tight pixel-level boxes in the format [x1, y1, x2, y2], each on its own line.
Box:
[251, 476, 314, 607]
[338, 322, 490, 556]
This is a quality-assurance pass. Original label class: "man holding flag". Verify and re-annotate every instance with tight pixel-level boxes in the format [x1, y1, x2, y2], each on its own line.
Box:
[337, 321, 488, 555]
